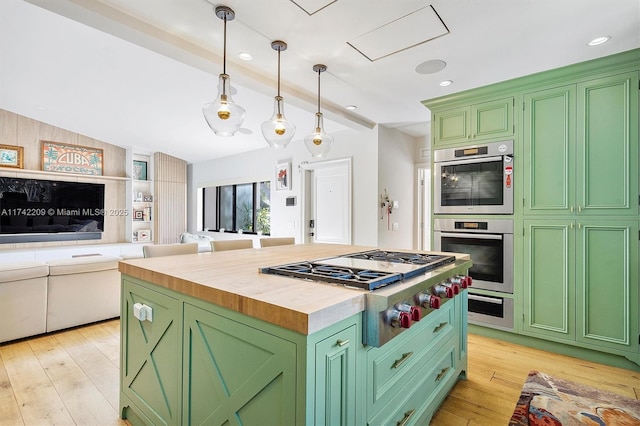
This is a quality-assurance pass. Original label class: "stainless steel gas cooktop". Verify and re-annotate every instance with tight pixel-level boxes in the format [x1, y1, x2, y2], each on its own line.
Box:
[260, 249, 468, 347]
[260, 250, 456, 291]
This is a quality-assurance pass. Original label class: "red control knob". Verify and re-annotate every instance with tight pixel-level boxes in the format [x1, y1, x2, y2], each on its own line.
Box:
[410, 306, 421, 322]
[430, 295, 441, 309]
[451, 275, 472, 288]
[433, 284, 453, 298]
[388, 309, 412, 328]
[399, 312, 411, 328]
[450, 283, 460, 295]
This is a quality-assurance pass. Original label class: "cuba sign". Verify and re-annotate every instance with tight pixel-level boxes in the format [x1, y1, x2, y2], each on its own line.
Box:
[42, 141, 103, 176]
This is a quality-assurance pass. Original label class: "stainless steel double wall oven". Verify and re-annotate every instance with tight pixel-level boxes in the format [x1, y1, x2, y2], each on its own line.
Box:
[433, 140, 515, 330]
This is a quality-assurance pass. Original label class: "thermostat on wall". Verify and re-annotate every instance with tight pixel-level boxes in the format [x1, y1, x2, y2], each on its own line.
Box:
[286, 196, 296, 206]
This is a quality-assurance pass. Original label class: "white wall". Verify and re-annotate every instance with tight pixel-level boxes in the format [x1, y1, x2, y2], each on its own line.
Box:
[188, 126, 380, 246]
[377, 126, 419, 250]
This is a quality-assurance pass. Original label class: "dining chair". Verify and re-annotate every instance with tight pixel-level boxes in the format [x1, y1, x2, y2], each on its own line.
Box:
[142, 243, 199, 258]
[259, 237, 295, 248]
[210, 239, 254, 252]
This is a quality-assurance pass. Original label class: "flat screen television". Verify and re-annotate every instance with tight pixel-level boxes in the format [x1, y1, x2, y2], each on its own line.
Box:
[0, 177, 105, 243]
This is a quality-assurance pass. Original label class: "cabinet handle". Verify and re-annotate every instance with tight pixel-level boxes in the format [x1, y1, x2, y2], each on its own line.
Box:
[570, 222, 573, 229]
[433, 321, 448, 333]
[336, 339, 349, 347]
[436, 367, 450, 382]
[397, 409, 416, 426]
[392, 351, 414, 369]
[578, 205, 582, 213]
[570, 206, 574, 213]
[578, 223, 582, 229]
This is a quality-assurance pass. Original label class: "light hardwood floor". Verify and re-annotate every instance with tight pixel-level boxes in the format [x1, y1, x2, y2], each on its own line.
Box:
[0, 319, 638, 425]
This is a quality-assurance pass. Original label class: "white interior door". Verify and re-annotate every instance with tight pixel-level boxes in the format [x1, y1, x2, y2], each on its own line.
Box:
[301, 159, 352, 245]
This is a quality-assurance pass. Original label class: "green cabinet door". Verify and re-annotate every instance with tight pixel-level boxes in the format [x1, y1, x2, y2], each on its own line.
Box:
[182, 303, 297, 426]
[524, 220, 639, 358]
[314, 324, 358, 426]
[523, 85, 576, 214]
[576, 220, 639, 354]
[120, 279, 182, 426]
[524, 73, 639, 216]
[523, 220, 576, 342]
[577, 72, 639, 216]
[433, 97, 514, 147]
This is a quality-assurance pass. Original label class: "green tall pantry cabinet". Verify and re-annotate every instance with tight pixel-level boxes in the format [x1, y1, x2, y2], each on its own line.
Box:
[424, 49, 640, 368]
[522, 71, 639, 363]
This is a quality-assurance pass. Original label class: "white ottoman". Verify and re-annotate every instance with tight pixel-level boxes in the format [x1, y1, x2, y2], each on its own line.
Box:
[0, 262, 49, 343]
[46, 256, 121, 332]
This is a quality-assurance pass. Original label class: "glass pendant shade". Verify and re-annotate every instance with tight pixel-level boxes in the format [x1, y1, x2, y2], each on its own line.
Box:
[304, 112, 333, 158]
[203, 73, 246, 136]
[305, 64, 333, 157]
[261, 96, 296, 148]
[202, 5, 245, 137]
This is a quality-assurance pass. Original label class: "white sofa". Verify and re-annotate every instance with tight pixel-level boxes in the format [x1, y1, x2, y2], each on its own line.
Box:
[0, 255, 122, 343]
[0, 262, 49, 343]
[45, 255, 121, 333]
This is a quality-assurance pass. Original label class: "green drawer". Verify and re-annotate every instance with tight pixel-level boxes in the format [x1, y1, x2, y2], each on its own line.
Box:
[366, 301, 455, 414]
[367, 339, 457, 425]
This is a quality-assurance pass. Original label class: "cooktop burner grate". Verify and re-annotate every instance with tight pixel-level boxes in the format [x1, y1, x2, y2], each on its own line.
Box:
[343, 250, 455, 267]
[261, 262, 402, 291]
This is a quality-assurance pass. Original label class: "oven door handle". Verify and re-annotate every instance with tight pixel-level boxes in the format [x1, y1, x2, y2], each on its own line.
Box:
[469, 294, 503, 304]
[439, 232, 504, 240]
[435, 155, 505, 167]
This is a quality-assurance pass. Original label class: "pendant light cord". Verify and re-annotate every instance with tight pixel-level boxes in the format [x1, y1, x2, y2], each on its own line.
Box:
[222, 16, 227, 75]
[316, 68, 321, 113]
[277, 48, 281, 97]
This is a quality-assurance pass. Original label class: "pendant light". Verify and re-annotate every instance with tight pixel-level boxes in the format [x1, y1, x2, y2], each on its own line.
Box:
[202, 5, 246, 137]
[261, 40, 296, 148]
[304, 64, 333, 158]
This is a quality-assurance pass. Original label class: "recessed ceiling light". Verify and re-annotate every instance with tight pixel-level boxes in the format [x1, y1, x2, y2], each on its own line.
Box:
[345, 105, 357, 110]
[439, 80, 453, 87]
[36, 105, 48, 110]
[238, 52, 253, 61]
[415, 59, 447, 75]
[588, 36, 611, 46]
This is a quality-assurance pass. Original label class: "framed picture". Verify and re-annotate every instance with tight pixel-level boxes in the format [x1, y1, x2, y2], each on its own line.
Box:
[133, 160, 148, 181]
[137, 229, 151, 242]
[133, 210, 144, 220]
[41, 141, 103, 175]
[0, 144, 24, 169]
[276, 162, 291, 190]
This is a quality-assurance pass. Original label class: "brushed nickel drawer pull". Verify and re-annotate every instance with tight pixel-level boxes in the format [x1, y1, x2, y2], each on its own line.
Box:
[392, 351, 413, 369]
[433, 322, 448, 333]
[336, 339, 349, 347]
[436, 366, 450, 382]
[397, 409, 416, 426]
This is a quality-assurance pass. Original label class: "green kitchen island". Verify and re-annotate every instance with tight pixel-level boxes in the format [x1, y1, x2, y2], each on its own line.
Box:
[118, 244, 472, 425]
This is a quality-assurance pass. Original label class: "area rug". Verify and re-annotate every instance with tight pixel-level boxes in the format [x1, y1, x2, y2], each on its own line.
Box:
[509, 370, 640, 425]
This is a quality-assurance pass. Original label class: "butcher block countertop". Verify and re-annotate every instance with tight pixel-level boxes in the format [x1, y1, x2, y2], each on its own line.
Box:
[119, 244, 469, 336]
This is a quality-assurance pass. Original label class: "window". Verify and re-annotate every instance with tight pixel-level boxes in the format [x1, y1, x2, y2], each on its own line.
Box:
[202, 181, 270, 234]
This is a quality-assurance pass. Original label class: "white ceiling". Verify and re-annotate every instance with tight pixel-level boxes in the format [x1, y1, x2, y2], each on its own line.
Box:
[1, 0, 638, 164]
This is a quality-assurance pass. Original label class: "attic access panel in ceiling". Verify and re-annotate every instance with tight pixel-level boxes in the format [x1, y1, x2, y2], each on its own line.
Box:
[348, 5, 449, 62]
[290, 0, 337, 15]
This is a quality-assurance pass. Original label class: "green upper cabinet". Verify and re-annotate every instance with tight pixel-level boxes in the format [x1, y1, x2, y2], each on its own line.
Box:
[577, 73, 639, 215]
[523, 85, 576, 214]
[433, 97, 514, 147]
[524, 72, 639, 216]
